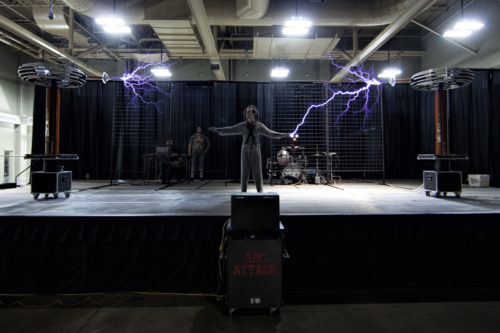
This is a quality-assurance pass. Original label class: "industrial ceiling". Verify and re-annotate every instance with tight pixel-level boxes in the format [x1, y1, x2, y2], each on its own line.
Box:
[0, 0, 493, 81]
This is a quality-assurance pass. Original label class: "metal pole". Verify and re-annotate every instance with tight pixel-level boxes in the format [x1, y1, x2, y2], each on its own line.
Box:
[109, 83, 116, 185]
[68, 8, 74, 56]
[380, 86, 386, 184]
[324, 84, 330, 182]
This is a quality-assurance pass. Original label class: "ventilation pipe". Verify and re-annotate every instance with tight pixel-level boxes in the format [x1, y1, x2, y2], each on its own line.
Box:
[62, 0, 430, 27]
[61, 0, 146, 23]
[0, 13, 101, 77]
[32, 5, 90, 48]
[205, 0, 427, 27]
[236, 0, 269, 19]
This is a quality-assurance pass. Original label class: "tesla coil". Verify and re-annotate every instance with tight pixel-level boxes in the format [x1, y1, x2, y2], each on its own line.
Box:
[18, 62, 85, 199]
[222, 193, 287, 316]
[411, 67, 473, 197]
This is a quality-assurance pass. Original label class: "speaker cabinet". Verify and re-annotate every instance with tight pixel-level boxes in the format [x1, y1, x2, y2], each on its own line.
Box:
[31, 171, 72, 199]
[423, 170, 462, 197]
[226, 239, 283, 315]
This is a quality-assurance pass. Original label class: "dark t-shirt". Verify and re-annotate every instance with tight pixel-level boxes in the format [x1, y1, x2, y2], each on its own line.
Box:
[189, 133, 210, 152]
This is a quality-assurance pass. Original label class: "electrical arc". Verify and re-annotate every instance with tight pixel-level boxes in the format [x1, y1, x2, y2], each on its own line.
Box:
[290, 56, 381, 138]
[120, 62, 172, 113]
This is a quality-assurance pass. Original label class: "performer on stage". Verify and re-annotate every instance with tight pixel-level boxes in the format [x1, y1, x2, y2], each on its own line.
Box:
[188, 126, 211, 181]
[209, 105, 289, 192]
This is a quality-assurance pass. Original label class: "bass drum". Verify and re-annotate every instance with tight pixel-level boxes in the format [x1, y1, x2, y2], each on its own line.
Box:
[282, 163, 302, 184]
[277, 148, 290, 166]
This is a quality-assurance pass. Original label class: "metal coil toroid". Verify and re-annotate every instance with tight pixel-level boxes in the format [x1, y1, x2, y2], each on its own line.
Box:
[17, 62, 86, 88]
[410, 67, 474, 91]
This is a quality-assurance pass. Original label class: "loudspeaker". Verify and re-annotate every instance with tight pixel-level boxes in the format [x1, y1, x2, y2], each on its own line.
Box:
[226, 239, 283, 315]
[423, 170, 462, 196]
[31, 171, 72, 194]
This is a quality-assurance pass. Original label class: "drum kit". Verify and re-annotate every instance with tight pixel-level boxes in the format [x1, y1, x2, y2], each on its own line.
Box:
[267, 146, 334, 185]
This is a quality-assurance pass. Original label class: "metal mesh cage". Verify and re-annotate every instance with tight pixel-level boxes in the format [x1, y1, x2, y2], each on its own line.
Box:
[270, 82, 383, 181]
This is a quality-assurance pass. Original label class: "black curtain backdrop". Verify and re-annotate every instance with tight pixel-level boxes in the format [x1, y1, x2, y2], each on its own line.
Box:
[30, 86, 47, 172]
[449, 70, 490, 177]
[213, 82, 239, 180]
[31, 86, 46, 155]
[491, 71, 500, 187]
[59, 81, 114, 179]
[382, 83, 435, 178]
[46, 71, 500, 184]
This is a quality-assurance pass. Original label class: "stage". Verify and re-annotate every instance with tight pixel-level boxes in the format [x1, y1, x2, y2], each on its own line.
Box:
[1, 178, 499, 216]
[1, 179, 500, 301]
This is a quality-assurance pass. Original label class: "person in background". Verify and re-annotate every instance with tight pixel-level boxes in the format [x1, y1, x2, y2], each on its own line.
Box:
[209, 105, 289, 192]
[188, 126, 211, 181]
[160, 139, 183, 185]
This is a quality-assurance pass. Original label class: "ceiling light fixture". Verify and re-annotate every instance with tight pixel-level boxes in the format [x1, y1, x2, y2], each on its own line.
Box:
[378, 50, 401, 86]
[282, 0, 311, 36]
[283, 17, 312, 36]
[95, 17, 125, 26]
[95, 0, 131, 34]
[151, 67, 172, 77]
[102, 25, 131, 34]
[96, 16, 131, 34]
[378, 68, 402, 78]
[443, 29, 472, 38]
[453, 19, 484, 31]
[443, 0, 484, 38]
[271, 67, 289, 78]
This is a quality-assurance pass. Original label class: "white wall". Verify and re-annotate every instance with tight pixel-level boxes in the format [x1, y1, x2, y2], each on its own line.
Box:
[0, 43, 35, 185]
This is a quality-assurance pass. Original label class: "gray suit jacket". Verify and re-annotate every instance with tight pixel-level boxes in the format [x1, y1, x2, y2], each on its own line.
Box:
[214, 121, 287, 145]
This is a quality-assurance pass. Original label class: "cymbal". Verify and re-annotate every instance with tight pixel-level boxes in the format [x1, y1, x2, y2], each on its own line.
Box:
[322, 152, 337, 156]
[311, 153, 323, 157]
[287, 146, 304, 149]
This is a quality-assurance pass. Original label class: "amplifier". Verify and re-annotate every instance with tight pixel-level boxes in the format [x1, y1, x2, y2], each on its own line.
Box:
[423, 170, 462, 197]
[31, 171, 72, 199]
[226, 239, 283, 315]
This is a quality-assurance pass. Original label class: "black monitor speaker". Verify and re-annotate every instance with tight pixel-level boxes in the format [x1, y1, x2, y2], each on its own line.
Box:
[230, 193, 280, 231]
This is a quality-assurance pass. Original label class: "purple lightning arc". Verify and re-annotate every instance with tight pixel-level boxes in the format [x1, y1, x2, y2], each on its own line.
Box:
[120, 62, 172, 113]
[290, 56, 381, 138]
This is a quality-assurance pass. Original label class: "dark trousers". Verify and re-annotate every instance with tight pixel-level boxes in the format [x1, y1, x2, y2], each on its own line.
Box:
[161, 162, 182, 184]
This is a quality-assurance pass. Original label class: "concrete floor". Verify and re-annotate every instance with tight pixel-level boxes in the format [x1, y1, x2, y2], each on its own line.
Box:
[1, 178, 500, 332]
[1, 293, 500, 333]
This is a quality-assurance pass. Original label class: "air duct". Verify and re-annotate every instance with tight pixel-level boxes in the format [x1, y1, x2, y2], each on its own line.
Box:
[61, 0, 147, 23]
[32, 5, 90, 48]
[0, 13, 101, 77]
[62, 0, 430, 27]
[236, 0, 269, 19]
[205, 0, 427, 27]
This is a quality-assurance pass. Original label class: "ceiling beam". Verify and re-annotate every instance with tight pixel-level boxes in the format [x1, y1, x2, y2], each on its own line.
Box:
[411, 19, 477, 55]
[186, 0, 225, 80]
[330, 0, 440, 82]
[75, 42, 111, 58]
